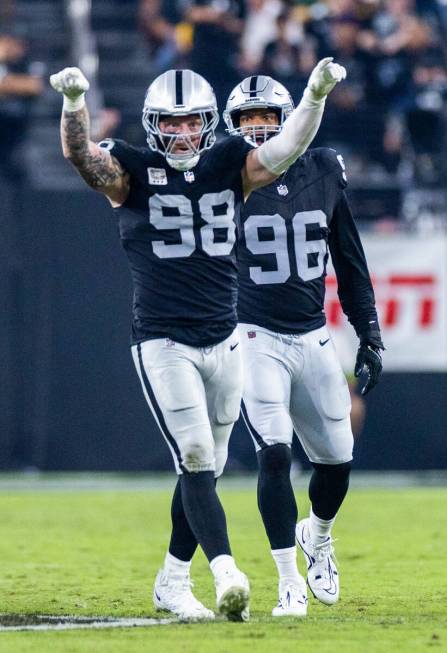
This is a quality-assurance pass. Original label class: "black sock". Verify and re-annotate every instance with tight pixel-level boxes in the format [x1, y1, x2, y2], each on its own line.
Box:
[180, 471, 231, 562]
[257, 444, 297, 550]
[309, 461, 351, 520]
[168, 479, 199, 562]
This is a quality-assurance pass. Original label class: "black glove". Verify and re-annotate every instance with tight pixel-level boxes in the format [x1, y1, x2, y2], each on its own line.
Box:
[354, 344, 383, 396]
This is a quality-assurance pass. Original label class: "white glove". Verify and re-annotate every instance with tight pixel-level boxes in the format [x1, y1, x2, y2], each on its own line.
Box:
[306, 57, 346, 101]
[50, 67, 90, 111]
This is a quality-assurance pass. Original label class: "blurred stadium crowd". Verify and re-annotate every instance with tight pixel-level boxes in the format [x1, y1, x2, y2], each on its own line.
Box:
[1, 0, 447, 222]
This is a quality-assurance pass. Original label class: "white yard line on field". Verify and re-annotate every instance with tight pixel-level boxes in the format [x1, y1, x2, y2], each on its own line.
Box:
[0, 616, 178, 632]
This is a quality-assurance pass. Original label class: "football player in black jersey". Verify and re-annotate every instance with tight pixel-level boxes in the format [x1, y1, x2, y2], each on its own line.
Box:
[223, 76, 384, 617]
[50, 60, 346, 621]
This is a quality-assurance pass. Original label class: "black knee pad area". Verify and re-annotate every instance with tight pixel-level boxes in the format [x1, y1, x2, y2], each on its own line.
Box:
[309, 461, 352, 520]
[311, 460, 352, 481]
[257, 443, 292, 474]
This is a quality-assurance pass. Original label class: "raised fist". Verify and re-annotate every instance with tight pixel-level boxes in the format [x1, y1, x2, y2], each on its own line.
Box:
[50, 67, 90, 100]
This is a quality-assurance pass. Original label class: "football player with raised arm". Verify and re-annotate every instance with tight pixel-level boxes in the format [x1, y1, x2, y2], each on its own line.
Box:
[223, 76, 384, 616]
[50, 59, 345, 621]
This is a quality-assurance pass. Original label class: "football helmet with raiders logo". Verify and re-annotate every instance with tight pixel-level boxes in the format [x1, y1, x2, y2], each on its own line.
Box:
[224, 75, 294, 146]
[142, 69, 219, 170]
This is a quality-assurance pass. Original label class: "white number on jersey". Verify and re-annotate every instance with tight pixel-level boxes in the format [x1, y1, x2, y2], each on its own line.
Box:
[199, 191, 235, 257]
[149, 194, 195, 258]
[293, 210, 327, 282]
[244, 210, 328, 285]
[243, 213, 290, 284]
[149, 191, 236, 259]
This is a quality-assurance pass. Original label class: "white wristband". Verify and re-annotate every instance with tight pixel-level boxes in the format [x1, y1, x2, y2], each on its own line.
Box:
[63, 93, 86, 112]
[302, 86, 327, 107]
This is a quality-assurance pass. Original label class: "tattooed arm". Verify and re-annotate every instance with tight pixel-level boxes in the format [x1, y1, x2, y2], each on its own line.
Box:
[51, 67, 129, 206]
[61, 106, 129, 205]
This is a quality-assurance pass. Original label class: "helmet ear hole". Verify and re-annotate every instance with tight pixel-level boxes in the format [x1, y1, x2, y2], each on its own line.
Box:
[231, 110, 241, 128]
[273, 108, 282, 125]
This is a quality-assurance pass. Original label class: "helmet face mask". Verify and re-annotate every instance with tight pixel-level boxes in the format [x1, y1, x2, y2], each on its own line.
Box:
[224, 76, 294, 147]
[229, 107, 282, 146]
[143, 109, 218, 165]
[142, 70, 219, 170]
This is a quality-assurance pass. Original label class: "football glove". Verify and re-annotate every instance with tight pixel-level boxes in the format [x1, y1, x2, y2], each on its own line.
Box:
[50, 67, 90, 111]
[354, 344, 383, 396]
[306, 57, 347, 100]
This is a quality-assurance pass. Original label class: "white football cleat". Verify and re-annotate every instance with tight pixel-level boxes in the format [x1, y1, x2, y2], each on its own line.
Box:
[215, 568, 250, 622]
[272, 577, 308, 617]
[296, 518, 339, 605]
[153, 569, 215, 621]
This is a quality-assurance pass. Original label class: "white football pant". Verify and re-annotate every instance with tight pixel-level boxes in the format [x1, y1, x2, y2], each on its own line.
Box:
[239, 324, 353, 464]
[132, 328, 242, 476]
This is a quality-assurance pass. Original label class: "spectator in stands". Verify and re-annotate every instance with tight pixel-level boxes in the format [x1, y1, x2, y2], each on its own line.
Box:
[238, 0, 285, 74]
[357, 0, 432, 101]
[405, 52, 447, 184]
[325, 15, 369, 109]
[185, 0, 245, 111]
[357, 0, 436, 174]
[259, 10, 314, 100]
[304, 0, 375, 52]
[312, 14, 382, 164]
[0, 33, 43, 179]
[138, 0, 192, 72]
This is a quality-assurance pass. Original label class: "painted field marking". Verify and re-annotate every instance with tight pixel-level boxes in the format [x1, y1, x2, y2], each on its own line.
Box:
[0, 615, 178, 632]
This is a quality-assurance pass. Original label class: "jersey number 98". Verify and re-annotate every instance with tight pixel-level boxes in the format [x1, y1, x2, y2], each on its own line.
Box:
[149, 191, 235, 258]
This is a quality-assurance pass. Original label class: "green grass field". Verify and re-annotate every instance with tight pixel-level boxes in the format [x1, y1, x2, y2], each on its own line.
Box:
[1, 478, 446, 652]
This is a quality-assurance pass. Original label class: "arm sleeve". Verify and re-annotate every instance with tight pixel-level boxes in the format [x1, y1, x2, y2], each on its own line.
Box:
[329, 192, 384, 349]
[256, 88, 325, 175]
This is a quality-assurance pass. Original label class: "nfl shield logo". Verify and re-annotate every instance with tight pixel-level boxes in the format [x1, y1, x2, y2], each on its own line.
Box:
[247, 331, 256, 339]
[277, 184, 288, 196]
[184, 170, 195, 183]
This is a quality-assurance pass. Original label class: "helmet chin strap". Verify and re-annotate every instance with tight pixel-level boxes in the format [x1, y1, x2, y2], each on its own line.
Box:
[166, 154, 200, 171]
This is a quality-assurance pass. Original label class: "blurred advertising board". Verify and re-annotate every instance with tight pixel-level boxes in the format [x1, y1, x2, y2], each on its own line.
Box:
[326, 233, 447, 372]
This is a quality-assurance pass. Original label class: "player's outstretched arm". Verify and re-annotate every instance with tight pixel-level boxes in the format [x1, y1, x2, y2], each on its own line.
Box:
[329, 190, 384, 395]
[242, 58, 346, 195]
[50, 67, 129, 205]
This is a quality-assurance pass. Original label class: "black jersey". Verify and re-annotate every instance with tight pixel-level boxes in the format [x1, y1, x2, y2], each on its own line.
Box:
[104, 136, 253, 347]
[237, 148, 382, 346]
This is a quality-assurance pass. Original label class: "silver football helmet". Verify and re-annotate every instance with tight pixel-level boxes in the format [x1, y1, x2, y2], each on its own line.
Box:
[223, 75, 294, 146]
[142, 69, 219, 170]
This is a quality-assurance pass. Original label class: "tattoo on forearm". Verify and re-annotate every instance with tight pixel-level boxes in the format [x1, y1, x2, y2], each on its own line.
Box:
[62, 107, 125, 188]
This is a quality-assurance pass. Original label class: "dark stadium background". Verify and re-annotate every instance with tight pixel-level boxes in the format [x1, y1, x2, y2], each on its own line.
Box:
[1, 0, 446, 472]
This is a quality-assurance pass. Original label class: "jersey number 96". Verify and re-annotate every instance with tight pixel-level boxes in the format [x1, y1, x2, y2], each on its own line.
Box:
[244, 210, 328, 284]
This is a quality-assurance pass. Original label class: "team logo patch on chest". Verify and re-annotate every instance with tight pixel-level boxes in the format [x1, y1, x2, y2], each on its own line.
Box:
[147, 167, 168, 185]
